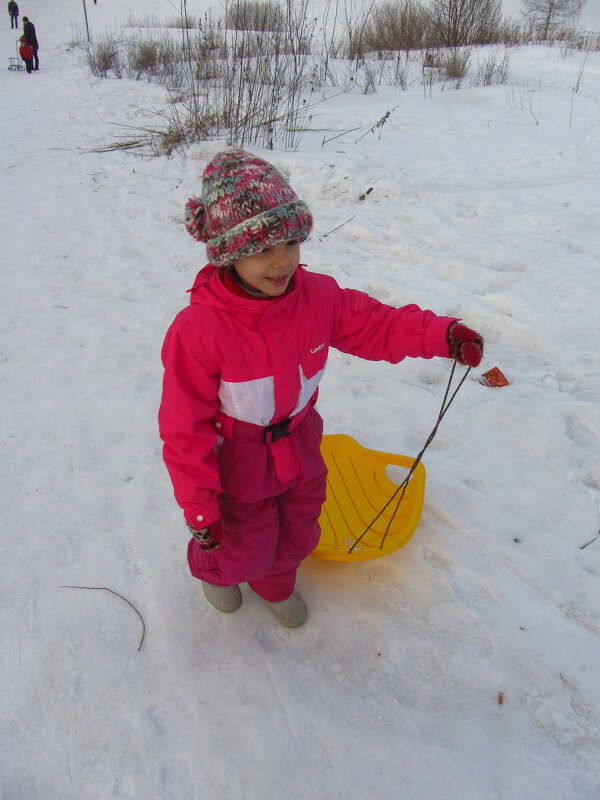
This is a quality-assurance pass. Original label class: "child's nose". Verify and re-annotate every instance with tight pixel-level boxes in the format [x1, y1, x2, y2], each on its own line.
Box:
[271, 246, 292, 269]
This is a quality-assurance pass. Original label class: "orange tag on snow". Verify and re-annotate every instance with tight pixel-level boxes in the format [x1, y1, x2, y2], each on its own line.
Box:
[480, 367, 509, 387]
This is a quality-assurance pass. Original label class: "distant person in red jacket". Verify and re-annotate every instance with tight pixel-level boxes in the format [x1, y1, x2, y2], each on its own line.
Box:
[8, 1, 19, 29]
[21, 15, 38, 70]
[18, 35, 32, 72]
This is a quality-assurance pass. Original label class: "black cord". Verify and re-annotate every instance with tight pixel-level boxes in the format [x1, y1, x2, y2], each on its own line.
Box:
[348, 362, 471, 553]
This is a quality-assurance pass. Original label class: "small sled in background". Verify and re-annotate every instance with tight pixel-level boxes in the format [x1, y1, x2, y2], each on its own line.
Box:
[8, 40, 25, 71]
[314, 434, 426, 562]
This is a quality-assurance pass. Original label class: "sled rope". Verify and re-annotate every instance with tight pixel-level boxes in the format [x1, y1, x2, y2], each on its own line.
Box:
[348, 361, 471, 553]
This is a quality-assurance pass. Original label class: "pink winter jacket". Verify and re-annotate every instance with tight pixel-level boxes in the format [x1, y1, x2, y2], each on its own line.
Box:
[159, 264, 455, 527]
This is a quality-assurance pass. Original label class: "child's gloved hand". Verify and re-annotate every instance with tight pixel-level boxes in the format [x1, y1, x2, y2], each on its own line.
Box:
[446, 321, 484, 368]
[187, 520, 223, 551]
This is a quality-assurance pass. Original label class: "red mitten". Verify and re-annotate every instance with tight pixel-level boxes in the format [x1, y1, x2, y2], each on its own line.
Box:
[446, 321, 484, 368]
[187, 520, 224, 551]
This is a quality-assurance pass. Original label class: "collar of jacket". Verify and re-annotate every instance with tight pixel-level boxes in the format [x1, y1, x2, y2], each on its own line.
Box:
[187, 263, 308, 317]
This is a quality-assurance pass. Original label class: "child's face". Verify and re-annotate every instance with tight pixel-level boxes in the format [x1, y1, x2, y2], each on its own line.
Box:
[233, 241, 300, 297]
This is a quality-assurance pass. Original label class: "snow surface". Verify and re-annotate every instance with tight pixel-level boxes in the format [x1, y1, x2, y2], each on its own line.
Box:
[1, 1, 599, 798]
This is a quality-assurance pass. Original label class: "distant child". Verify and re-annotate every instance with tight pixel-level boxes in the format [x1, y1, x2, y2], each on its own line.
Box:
[158, 150, 483, 628]
[18, 35, 32, 73]
[8, 1, 19, 29]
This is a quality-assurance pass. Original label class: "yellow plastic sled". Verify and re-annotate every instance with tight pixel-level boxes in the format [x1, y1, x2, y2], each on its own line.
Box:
[313, 434, 426, 562]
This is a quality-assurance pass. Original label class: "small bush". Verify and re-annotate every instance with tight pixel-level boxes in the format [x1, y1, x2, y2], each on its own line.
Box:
[67, 24, 86, 50]
[126, 34, 184, 87]
[86, 34, 123, 78]
[498, 19, 525, 47]
[128, 40, 160, 76]
[473, 48, 509, 86]
[363, 0, 430, 53]
[225, 1, 285, 32]
[360, 62, 378, 94]
[391, 56, 409, 89]
[125, 14, 164, 29]
[190, 41, 221, 82]
[195, 11, 225, 55]
[166, 15, 196, 29]
[442, 47, 471, 86]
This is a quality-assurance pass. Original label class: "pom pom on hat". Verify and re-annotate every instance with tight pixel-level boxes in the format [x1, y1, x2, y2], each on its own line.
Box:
[184, 197, 207, 242]
[184, 149, 312, 267]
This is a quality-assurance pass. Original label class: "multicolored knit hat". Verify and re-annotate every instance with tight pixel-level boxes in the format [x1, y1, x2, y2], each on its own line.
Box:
[184, 150, 312, 267]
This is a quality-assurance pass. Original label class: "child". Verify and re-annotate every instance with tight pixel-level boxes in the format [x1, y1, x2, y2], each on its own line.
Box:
[18, 35, 32, 73]
[158, 150, 483, 628]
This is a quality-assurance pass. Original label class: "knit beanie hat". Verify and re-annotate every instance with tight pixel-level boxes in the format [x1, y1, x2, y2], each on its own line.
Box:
[184, 150, 312, 267]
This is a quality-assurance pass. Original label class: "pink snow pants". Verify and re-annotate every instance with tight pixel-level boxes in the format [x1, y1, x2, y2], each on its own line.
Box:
[187, 408, 327, 602]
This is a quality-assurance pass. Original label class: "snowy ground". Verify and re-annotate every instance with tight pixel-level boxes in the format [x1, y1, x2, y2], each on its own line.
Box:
[1, 1, 599, 798]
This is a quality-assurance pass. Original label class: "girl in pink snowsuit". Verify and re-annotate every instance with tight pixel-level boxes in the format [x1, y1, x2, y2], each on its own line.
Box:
[158, 150, 483, 627]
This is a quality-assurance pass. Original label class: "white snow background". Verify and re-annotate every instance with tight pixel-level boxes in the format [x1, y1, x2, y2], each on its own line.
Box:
[1, 0, 599, 798]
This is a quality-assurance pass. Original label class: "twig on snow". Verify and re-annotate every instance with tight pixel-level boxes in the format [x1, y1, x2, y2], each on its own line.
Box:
[60, 585, 146, 652]
[355, 105, 398, 143]
[579, 531, 599, 550]
[320, 215, 356, 239]
[321, 127, 361, 146]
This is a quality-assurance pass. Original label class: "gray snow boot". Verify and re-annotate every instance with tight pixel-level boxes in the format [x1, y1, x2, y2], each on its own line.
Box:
[201, 582, 242, 613]
[266, 589, 308, 628]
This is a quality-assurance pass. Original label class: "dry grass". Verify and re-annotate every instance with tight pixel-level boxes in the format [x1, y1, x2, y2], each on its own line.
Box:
[88, 0, 597, 154]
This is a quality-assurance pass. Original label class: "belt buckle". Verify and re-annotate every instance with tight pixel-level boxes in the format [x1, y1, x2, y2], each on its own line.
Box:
[264, 418, 291, 444]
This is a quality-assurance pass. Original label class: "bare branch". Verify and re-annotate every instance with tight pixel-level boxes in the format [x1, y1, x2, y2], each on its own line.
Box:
[61, 585, 146, 652]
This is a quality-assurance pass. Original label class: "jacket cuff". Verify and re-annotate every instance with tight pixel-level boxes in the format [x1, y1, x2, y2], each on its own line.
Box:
[183, 498, 221, 529]
[425, 315, 458, 359]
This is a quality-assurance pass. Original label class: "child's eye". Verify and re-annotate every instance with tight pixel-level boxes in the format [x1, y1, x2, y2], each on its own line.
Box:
[287, 240, 298, 246]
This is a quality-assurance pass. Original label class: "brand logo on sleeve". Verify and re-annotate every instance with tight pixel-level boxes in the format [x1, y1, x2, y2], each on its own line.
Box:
[309, 343, 325, 354]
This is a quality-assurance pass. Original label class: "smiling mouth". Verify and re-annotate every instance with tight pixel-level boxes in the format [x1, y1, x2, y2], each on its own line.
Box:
[267, 274, 289, 283]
